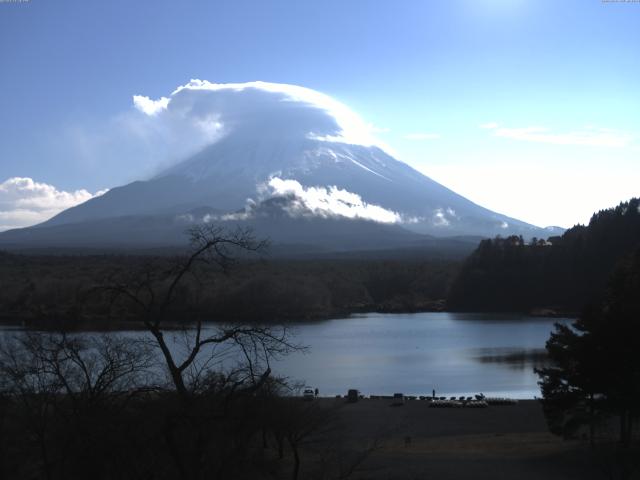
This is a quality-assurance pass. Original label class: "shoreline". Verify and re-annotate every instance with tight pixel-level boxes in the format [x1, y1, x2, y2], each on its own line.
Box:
[0, 308, 576, 332]
[315, 394, 540, 401]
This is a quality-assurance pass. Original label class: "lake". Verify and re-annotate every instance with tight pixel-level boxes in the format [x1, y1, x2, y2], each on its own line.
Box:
[0, 312, 571, 399]
[276, 312, 572, 399]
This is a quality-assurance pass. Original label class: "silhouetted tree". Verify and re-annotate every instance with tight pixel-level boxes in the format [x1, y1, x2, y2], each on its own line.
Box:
[448, 198, 640, 313]
[0, 226, 383, 480]
[0, 332, 155, 479]
[100, 225, 299, 399]
[92, 225, 314, 479]
[537, 247, 640, 478]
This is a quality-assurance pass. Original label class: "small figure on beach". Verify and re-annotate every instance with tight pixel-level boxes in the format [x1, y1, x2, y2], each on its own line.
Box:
[314, 387, 319, 397]
[432, 389, 436, 399]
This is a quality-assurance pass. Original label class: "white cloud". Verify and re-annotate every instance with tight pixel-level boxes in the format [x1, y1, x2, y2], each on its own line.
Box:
[431, 207, 458, 227]
[482, 123, 634, 148]
[404, 132, 441, 141]
[136, 79, 390, 151]
[132, 95, 170, 116]
[265, 177, 402, 224]
[432, 209, 449, 226]
[194, 177, 404, 224]
[0, 177, 107, 231]
[58, 80, 396, 186]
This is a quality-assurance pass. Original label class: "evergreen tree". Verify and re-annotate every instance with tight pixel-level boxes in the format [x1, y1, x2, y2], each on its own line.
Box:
[448, 197, 640, 313]
[536, 247, 640, 448]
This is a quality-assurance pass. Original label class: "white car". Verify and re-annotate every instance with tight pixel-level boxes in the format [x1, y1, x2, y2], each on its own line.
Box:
[303, 388, 315, 401]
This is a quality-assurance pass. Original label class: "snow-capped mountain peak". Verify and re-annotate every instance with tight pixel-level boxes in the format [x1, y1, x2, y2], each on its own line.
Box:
[7, 81, 559, 249]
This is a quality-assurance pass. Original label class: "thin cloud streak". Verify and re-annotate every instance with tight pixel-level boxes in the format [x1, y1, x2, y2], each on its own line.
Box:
[404, 132, 441, 141]
[482, 123, 634, 148]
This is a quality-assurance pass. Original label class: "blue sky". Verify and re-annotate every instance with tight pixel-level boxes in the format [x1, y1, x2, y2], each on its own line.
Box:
[0, 0, 638, 229]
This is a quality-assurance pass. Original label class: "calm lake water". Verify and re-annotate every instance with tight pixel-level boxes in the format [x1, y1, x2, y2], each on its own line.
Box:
[0, 312, 572, 399]
[276, 312, 572, 399]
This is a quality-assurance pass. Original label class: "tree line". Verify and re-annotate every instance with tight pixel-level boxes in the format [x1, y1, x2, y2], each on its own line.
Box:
[0, 249, 458, 329]
[447, 198, 640, 314]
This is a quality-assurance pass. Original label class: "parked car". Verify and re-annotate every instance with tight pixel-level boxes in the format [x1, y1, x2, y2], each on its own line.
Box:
[392, 393, 405, 406]
[303, 388, 315, 401]
[347, 389, 359, 403]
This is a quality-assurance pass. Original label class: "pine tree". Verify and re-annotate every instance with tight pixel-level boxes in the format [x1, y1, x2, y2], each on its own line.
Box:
[537, 247, 640, 448]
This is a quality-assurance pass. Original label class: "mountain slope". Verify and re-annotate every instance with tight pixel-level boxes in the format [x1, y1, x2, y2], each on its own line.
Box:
[1, 81, 561, 251]
[40, 137, 546, 237]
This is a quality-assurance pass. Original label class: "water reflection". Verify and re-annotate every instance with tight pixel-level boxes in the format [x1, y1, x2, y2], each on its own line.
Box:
[0, 312, 571, 399]
[273, 312, 571, 398]
[472, 348, 550, 370]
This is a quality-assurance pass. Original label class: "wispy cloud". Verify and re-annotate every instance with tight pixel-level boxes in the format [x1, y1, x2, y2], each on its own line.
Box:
[0, 177, 107, 231]
[368, 124, 390, 134]
[147, 79, 390, 150]
[404, 132, 441, 141]
[432, 207, 457, 227]
[482, 123, 634, 148]
[196, 177, 412, 225]
[58, 81, 397, 187]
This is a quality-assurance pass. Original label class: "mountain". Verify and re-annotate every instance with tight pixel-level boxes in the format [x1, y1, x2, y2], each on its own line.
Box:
[0, 81, 561, 253]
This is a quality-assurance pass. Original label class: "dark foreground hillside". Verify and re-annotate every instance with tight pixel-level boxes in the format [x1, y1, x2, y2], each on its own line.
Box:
[328, 399, 607, 480]
[447, 198, 640, 314]
[0, 391, 613, 480]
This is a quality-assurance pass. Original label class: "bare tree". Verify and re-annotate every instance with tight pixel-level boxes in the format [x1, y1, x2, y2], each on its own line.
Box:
[0, 332, 155, 480]
[266, 397, 380, 480]
[98, 224, 299, 399]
